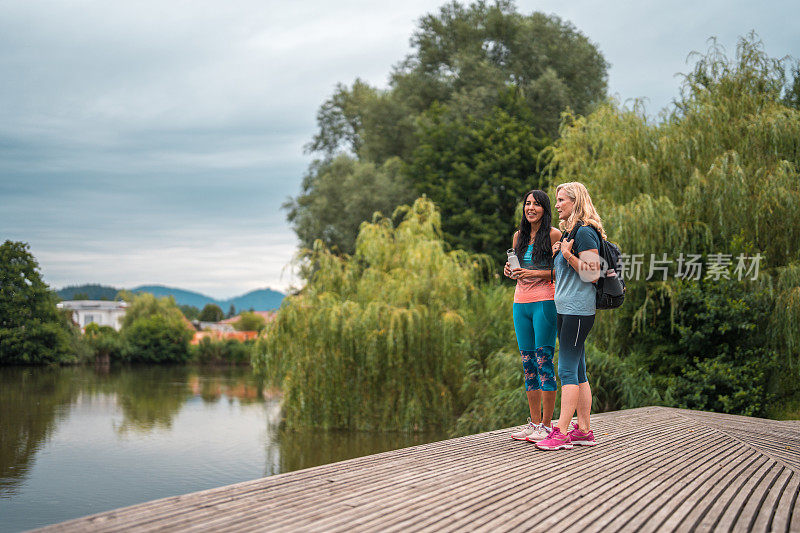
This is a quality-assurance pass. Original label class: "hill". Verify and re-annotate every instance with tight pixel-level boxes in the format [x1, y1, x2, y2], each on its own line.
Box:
[56, 284, 285, 311]
[57, 284, 120, 300]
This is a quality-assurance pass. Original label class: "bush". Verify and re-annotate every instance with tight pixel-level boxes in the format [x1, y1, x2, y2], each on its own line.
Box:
[453, 349, 529, 436]
[192, 337, 252, 365]
[622, 278, 778, 417]
[585, 344, 664, 413]
[122, 315, 193, 363]
[232, 312, 266, 333]
[83, 323, 125, 363]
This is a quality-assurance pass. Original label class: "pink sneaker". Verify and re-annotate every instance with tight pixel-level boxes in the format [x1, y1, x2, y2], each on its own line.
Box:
[567, 425, 597, 446]
[534, 426, 573, 450]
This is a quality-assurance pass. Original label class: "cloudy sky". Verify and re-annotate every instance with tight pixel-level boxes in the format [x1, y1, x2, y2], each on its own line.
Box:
[1, 0, 797, 299]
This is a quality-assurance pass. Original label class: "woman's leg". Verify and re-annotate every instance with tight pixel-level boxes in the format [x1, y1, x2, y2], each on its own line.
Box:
[526, 390, 542, 423]
[556, 314, 594, 434]
[576, 346, 592, 431]
[513, 303, 542, 423]
[532, 300, 558, 427]
[577, 382, 592, 431]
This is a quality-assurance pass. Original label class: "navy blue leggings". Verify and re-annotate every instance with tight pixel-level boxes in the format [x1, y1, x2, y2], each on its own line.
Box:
[556, 313, 594, 385]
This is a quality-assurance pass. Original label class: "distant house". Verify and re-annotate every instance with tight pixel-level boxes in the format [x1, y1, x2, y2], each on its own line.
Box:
[190, 330, 259, 345]
[194, 321, 236, 333]
[57, 300, 128, 331]
[220, 311, 276, 325]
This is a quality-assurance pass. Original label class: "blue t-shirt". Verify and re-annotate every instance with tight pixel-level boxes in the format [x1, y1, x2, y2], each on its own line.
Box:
[554, 225, 601, 316]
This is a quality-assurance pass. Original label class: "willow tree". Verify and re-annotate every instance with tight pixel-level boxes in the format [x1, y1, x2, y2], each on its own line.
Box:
[254, 197, 511, 431]
[547, 35, 800, 416]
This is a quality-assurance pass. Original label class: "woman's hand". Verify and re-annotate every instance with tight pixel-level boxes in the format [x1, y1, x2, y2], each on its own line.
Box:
[561, 239, 574, 259]
[552, 240, 561, 256]
[504, 262, 527, 279]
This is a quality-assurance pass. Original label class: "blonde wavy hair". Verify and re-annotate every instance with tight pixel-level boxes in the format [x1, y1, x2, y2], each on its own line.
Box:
[556, 182, 607, 240]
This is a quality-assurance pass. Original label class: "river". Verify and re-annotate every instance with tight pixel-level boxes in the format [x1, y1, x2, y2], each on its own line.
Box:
[0, 365, 447, 532]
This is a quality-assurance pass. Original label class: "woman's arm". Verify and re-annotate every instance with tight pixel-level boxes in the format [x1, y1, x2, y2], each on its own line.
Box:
[561, 232, 602, 282]
[514, 268, 554, 280]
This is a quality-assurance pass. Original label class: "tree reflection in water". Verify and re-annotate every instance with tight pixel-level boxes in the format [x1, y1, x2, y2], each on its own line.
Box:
[0, 367, 81, 497]
[0, 365, 269, 496]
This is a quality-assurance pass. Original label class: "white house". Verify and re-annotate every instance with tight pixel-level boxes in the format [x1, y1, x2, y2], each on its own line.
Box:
[57, 300, 129, 331]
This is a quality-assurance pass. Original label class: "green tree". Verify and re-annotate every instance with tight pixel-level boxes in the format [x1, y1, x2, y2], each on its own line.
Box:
[393, 1, 608, 137]
[122, 315, 193, 363]
[0, 241, 75, 364]
[289, 1, 608, 260]
[83, 323, 124, 363]
[407, 90, 550, 260]
[233, 311, 266, 333]
[119, 293, 194, 363]
[121, 293, 186, 328]
[285, 156, 415, 254]
[198, 303, 224, 322]
[179, 305, 200, 320]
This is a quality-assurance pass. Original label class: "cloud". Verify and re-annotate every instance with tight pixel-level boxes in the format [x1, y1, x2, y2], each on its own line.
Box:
[34, 230, 301, 300]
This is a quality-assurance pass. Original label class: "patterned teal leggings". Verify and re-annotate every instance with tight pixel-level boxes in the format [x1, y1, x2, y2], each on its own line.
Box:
[512, 300, 558, 392]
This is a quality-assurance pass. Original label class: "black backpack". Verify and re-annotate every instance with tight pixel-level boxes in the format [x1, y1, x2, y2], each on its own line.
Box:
[564, 224, 625, 310]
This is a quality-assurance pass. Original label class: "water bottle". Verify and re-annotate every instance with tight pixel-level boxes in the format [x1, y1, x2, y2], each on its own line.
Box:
[507, 248, 521, 270]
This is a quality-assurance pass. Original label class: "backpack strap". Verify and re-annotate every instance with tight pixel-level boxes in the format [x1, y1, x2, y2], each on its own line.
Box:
[565, 222, 607, 261]
[563, 222, 583, 243]
[584, 224, 607, 261]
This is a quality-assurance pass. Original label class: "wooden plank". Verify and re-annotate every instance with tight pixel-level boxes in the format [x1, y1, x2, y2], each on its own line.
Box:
[51, 433, 502, 531]
[345, 418, 708, 532]
[436, 423, 720, 532]
[769, 470, 799, 533]
[710, 460, 780, 531]
[668, 449, 763, 531]
[565, 437, 738, 532]
[751, 467, 794, 532]
[569, 445, 757, 532]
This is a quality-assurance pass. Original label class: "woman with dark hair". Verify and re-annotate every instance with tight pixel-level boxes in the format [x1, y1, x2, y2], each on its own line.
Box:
[504, 190, 562, 443]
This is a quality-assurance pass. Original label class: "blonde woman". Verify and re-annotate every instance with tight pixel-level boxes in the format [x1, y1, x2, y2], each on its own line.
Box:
[535, 182, 604, 451]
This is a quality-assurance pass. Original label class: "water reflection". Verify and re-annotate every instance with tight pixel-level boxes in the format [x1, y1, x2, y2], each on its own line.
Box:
[0, 367, 80, 497]
[1, 365, 268, 499]
[114, 366, 192, 433]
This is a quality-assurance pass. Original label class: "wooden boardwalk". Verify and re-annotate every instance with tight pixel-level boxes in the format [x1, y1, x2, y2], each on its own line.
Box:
[39, 407, 800, 532]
